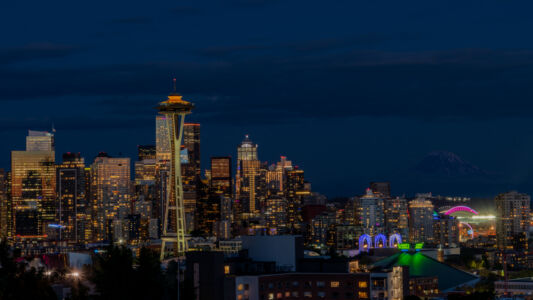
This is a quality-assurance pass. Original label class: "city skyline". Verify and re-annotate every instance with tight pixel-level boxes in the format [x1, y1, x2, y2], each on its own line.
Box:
[3, 2, 533, 299]
[4, 1, 533, 198]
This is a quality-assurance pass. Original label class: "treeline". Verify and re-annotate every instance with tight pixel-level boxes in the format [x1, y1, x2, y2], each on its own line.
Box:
[0, 242, 191, 300]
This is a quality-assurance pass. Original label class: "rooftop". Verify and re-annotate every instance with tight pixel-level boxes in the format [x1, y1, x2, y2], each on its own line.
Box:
[372, 252, 478, 291]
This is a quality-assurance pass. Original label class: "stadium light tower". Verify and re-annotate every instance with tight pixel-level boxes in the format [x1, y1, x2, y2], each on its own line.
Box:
[158, 79, 194, 260]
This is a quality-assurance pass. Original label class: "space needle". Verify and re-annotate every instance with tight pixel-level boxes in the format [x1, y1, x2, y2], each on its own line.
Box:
[157, 79, 194, 260]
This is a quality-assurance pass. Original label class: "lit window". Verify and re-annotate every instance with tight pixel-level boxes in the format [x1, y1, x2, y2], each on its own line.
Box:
[317, 291, 326, 298]
[292, 291, 299, 297]
[331, 281, 340, 288]
[285, 291, 290, 297]
[304, 291, 312, 298]
[276, 292, 282, 299]
[268, 293, 274, 300]
[358, 291, 368, 298]
[316, 281, 325, 287]
[224, 265, 230, 274]
[359, 281, 368, 288]
[237, 296, 243, 300]
[238, 284, 244, 291]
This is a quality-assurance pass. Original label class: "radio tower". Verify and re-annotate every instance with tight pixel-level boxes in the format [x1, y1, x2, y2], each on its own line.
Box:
[158, 79, 194, 260]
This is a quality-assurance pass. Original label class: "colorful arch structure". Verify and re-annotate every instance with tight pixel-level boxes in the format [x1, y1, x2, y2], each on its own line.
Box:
[374, 234, 387, 248]
[359, 234, 372, 252]
[358, 234, 403, 252]
[389, 234, 402, 248]
[444, 206, 479, 216]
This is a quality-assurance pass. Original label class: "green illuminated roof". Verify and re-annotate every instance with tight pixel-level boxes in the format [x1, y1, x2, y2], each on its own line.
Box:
[372, 252, 478, 291]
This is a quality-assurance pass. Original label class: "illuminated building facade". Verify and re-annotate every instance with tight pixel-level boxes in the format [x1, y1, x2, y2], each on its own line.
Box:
[156, 115, 171, 162]
[135, 159, 156, 183]
[309, 209, 336, 246]
[355, 188, 385, 236]
[495, 191, 531, 250]
[0, 169, 11, 239]
[155, 116, 170, 237]
[285, 169, 308, 232]
[57, 152, 89, 244]
[236, 135, 262, 217]
[211, 156, 232, 196]
[408, 197, 434, 243]
[195, 180, 221, 236]
[157, 81, 194, 258]
[26, 130, 54, 152]
[137, 145, 156, 161]
[182, 123, 200, 233]
[432, 214, 459, 247]
[11, 142, 56, 238]
[264, 197, 287, 233]
[266, 156, 293, 196]
[90, 153, 131, 241]
[384, 197, 408, 237]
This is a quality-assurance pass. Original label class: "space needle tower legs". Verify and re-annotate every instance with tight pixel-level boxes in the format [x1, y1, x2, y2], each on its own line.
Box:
[158, 79, 194, 260]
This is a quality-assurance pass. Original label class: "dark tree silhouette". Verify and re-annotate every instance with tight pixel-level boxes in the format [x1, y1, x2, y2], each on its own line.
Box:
[0, 241, 56, 300]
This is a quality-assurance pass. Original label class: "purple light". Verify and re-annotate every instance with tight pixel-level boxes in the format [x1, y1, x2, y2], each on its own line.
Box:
[444, 206, 479, 216]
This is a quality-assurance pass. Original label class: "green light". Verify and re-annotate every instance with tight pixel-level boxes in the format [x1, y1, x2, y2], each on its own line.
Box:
[398, 243, 410, 251]
[415, 243, 424, 251]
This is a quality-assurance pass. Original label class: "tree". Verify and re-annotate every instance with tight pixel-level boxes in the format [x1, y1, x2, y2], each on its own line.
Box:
[0, 241, 56, 300]
[134, 247, 165, 300]
[91, 245, 135, 300]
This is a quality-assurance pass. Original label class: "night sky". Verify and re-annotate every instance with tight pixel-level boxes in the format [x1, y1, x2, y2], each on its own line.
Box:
[2, 0, 533, 200]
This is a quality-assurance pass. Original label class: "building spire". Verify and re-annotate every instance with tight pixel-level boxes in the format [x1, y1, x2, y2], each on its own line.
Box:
[173, 78, 177, 93]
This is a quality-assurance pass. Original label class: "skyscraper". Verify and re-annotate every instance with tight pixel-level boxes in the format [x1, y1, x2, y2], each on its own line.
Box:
[237, 134, 258, 161]
[495, 191, 531, 250]
[57, 152, 88, 244]
[384, 197, 408, 237]
[236, 135, 262, 217]
[0, 169, 11, 239]
[433, 214, 459, 248]
[90, 153, 131, 241]
[157, 80, 194, 259]
[137, 145, 156, 161]
[408, 197, 434, 243]
[354, 188, 385, 236]
[11, 131, 56, 238]
[155, 115, 171, 238]
[182, 123, 200, 233]
[266, 156, 293, 196]
[156, 116, 171, 162]
[183, 123, 201, 178]
[211, 157, 232, 196]
[285, 168, 308, 232]
[26, 130, 54, 152]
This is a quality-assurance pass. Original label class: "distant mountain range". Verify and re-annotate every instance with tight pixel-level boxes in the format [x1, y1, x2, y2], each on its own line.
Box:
[414, 151, 487, 177]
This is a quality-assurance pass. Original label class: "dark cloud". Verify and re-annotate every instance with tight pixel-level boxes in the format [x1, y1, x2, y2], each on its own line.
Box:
[169, 6, 204, 16]
[0, 115, 152, 132]
[2, 48, 533, 126]
[195, 34, 423, 59]
[110, 16, 154, 25]
[230, 0, 283, 8]
[0, 43, 82, 65]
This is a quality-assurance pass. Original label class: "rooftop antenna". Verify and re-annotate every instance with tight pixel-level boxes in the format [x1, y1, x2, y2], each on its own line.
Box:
[173, 78, 177, 93]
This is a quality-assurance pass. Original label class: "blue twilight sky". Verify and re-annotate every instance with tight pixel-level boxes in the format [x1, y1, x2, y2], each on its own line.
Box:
[2, 0, 533, 199]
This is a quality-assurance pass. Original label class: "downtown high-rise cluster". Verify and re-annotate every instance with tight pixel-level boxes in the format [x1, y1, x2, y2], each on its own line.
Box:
[0, 87, 532, 299]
